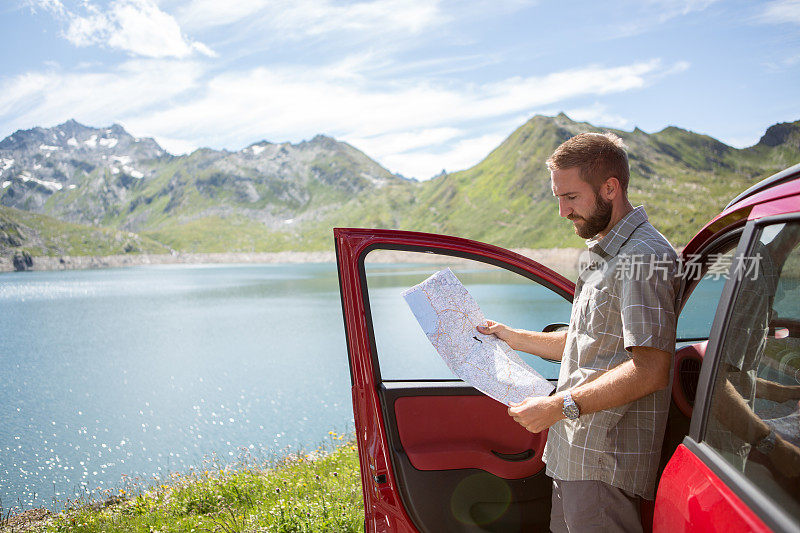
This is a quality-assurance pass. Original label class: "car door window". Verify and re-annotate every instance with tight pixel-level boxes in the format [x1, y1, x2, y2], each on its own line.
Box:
[676, 241, 739, 342]
[702, 221, 800, 519]
[364, 250, 572, 381]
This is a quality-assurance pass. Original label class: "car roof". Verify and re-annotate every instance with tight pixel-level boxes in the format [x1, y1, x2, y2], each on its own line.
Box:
[725, 162, 800, 210]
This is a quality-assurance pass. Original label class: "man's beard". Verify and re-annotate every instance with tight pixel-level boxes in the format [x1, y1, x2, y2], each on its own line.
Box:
[570, 194, 613, 239]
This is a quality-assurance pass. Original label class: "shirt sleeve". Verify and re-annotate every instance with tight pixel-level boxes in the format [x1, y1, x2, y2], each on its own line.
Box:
[620, 253, 678, 353]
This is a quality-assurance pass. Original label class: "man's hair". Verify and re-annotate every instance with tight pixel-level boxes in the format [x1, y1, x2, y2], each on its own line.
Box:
[546, 132, 630, 192]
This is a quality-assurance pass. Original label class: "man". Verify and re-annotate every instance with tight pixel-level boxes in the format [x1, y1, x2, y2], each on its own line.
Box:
[477, 132, 678, 532]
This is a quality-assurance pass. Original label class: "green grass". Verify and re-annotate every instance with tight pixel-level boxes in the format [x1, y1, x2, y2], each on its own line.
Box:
[0, 205, 170, 257]
[16, 435, 364, 533]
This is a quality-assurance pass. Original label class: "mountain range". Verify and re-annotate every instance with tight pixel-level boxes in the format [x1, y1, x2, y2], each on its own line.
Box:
[1, 114, 799, 262]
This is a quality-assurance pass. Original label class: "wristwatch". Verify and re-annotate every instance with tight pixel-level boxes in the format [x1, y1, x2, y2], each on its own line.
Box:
[755, 429, 777, 455]
[562, 391, 580, 420]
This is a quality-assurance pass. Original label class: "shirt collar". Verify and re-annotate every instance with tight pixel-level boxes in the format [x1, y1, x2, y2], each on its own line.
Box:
[587, 205, 648, 258]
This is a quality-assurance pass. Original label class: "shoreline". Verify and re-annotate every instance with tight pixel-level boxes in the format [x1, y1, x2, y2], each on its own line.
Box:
[0, 248, 585, 278]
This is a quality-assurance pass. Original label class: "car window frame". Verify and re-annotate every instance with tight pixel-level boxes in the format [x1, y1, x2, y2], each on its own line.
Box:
[356, 242, 574, 384]
[686, 213, 800, 533]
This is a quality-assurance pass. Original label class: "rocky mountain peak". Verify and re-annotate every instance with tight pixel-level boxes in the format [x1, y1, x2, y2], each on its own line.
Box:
[758, 120, 800, 148]
[0, 120, 170, 217]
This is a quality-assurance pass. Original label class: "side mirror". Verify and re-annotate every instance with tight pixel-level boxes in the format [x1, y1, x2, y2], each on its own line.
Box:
[542, 323, 569, 333]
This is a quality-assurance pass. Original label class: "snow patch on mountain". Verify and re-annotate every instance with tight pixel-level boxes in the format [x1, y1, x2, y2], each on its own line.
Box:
[19, 172, 63, 191]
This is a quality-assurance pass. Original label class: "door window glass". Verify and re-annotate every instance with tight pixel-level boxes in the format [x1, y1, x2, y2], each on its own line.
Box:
[702, 221, 800, 519]
[677, 243, 738, 341]
[364, 250, 572, 381]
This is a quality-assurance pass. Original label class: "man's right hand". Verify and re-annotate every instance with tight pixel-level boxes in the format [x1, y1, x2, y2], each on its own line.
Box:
[477, 320, 517, 349]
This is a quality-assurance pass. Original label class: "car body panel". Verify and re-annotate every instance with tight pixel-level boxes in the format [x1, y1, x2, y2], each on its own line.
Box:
[654, 444, 770, 532]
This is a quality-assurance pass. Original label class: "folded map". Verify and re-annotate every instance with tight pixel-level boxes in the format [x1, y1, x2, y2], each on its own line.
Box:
[402, 268, 554, 405]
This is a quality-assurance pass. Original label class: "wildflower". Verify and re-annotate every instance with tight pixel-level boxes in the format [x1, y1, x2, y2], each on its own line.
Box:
[332, 472, 338, 477]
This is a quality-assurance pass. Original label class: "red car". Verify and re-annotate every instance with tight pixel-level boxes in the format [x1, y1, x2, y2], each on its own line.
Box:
[335, 163, 800, 532]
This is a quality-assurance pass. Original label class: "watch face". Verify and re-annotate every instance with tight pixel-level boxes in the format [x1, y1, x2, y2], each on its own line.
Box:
[564, 404, 580, 420]
[756, 432, 776, 455]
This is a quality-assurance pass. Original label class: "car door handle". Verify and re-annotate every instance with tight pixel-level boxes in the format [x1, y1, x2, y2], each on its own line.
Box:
[491, 449, 534, 461]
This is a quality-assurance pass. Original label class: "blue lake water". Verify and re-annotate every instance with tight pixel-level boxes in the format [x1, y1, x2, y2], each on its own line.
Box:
[0, 260, 722, 509]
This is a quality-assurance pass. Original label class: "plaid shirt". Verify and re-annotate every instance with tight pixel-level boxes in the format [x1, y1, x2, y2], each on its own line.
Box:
[541, 206, 679, 499]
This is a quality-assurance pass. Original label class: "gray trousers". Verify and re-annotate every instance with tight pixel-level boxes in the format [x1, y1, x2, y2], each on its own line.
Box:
[549, 479, 643, 533]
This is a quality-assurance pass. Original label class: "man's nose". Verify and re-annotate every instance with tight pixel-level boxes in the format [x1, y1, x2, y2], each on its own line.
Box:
[558, 199, 571, 218]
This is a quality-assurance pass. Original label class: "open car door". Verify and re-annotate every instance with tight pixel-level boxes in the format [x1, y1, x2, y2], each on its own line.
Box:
[335, 228, 574, 532]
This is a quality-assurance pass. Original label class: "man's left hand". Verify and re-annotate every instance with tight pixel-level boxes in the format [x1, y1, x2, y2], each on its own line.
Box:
[508, 395, 564, 433]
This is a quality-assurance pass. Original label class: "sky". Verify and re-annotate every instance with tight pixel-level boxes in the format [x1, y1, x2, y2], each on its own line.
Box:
[0, 0, 798, 180]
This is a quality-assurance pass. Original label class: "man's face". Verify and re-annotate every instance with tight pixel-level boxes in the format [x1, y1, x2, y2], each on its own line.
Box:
[551, 167, 613, 239]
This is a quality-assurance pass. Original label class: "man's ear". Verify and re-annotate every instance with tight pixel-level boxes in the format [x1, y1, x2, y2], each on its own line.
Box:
[602, 177, 621, 200]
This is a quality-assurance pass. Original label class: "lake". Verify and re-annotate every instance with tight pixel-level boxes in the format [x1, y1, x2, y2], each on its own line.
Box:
[0, 260, 721, 509]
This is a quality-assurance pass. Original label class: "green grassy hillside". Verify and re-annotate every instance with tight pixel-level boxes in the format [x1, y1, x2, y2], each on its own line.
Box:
[386, 114, 800, 249]
[0, 205, 169, 257]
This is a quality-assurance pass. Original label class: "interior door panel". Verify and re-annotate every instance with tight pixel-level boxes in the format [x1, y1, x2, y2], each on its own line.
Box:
[394, 394, 547, 479]
[381, 383, 554, 532]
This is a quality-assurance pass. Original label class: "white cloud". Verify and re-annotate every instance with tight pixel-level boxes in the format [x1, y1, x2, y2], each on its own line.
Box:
[178, 0, 443, 36]
[349, 127, 463, 158]
[759, 0, 800, 24]
[646, 0, 719, 18]
[153, 136, 198, 155]
[125, 59, 667, 157]
[25, 0, 66, 15]
[615, 0, 720, 37]
[0, 57, 685, 179]
[176, 0, 266, 29]
[0, 60, 204, 129]
[378, 133, 507, 179]
[37, 0, 215, 58]
[564, 103, 630, 129]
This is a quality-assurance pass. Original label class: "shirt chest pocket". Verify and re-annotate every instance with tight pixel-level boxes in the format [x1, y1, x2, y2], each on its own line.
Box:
[575, 284, 619, 337]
